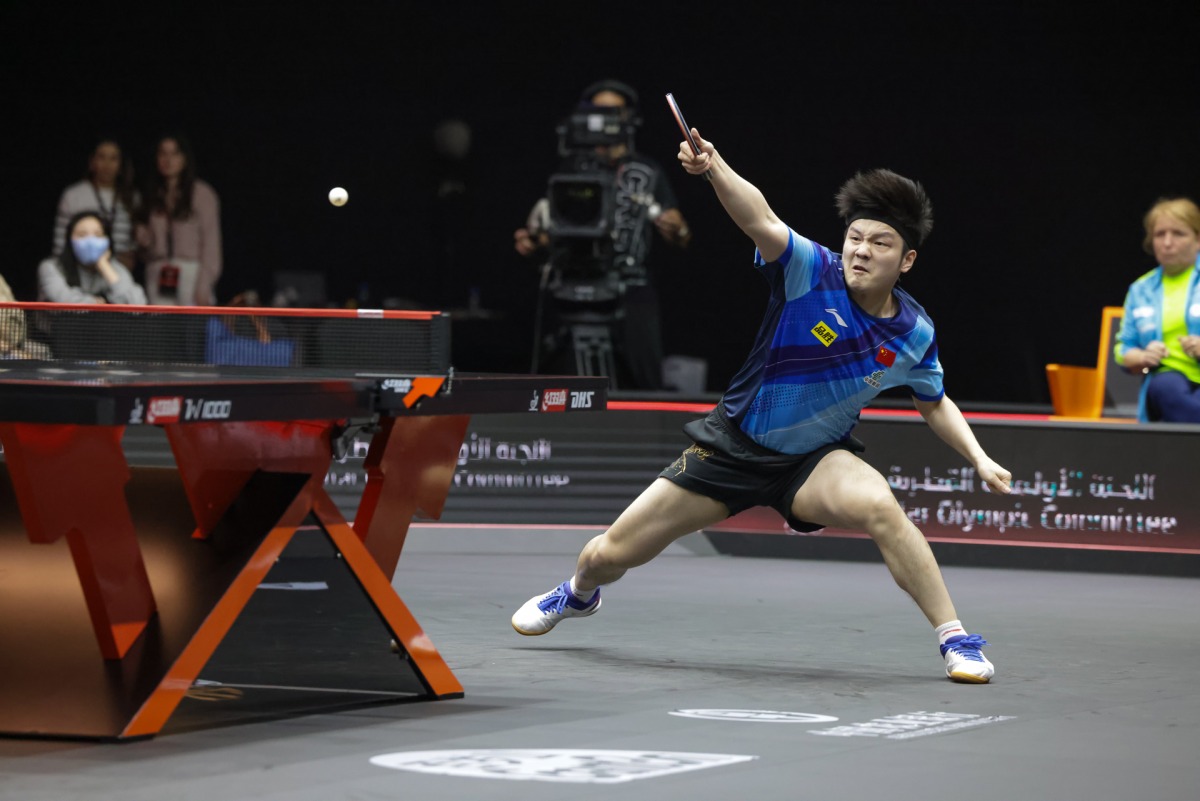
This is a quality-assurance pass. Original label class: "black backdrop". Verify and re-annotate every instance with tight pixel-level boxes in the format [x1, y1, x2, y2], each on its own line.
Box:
[3, 2, 1198, 403]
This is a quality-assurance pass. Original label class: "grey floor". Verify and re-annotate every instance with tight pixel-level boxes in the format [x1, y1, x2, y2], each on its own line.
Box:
[2, 526, 1198, 801]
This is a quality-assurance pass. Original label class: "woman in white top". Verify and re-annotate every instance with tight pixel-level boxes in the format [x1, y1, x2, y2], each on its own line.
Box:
[52, 138, 138, 269]
[135, 133, 222, 306]
[38, 211, 148, 305]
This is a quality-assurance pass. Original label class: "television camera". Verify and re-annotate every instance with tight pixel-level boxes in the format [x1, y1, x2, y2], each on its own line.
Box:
[541, 104, 661, 305]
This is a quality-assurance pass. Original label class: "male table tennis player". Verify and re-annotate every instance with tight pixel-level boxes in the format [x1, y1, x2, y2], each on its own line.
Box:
[513, 124, 1011, 683]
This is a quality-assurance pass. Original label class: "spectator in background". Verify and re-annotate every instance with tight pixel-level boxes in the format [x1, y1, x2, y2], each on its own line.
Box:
[38, 211, 147, 305]
[513, 80, 691, 390]
[1115, 197, 1200, 423]
[136, 133, 222, 305]
[52, 137, 138, 269]
[0, 272, 51, 359]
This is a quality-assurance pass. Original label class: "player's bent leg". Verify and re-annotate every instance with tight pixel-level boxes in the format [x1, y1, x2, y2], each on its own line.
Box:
[790, 450, 955, 623]
[790, 450, 994, 683]
[577, 478, 730, 587]
[511, 479, 729, 636]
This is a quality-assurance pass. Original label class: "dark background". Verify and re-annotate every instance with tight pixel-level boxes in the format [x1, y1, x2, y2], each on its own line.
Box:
[3, 1, 1198, 404]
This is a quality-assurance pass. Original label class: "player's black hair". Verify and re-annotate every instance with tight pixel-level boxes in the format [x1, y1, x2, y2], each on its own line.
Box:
[835, 168, 933, 249]
[58, 210, 113, 286]
[579, 79, 639, 109]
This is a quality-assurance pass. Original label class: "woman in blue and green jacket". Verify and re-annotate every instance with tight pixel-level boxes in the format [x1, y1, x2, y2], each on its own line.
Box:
[1115, 197, 1200, 422]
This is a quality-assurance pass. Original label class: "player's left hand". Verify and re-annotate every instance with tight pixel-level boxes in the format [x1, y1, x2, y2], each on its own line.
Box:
[1179, 334, 1200, 360]
[976, 457, 1012, 494]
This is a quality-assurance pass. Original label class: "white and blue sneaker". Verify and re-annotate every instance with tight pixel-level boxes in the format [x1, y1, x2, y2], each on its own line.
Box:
[511, 581, 601, 636]
[941, 634, 995, 683]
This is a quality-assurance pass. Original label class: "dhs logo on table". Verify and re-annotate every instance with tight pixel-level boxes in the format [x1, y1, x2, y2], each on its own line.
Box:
[541, 389, 567, 412]
[570, 390, 594, 409]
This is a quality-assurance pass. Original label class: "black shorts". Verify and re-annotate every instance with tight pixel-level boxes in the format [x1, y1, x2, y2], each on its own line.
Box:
[659, 403, 865, 532]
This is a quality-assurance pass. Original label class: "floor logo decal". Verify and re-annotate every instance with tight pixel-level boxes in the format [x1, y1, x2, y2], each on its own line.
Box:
[808, 711, 1015, 739]
[670, 709, 839, 723]
[369, 749, 757, 784]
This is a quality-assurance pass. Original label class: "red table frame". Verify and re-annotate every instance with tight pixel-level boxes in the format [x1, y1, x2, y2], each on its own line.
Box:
[0, 393, 473, 740]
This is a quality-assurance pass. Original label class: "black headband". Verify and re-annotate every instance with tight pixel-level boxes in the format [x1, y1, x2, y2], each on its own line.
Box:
[847, 211, 921, 250]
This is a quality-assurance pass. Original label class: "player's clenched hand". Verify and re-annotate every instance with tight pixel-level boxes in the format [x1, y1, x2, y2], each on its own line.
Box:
[976, 457, 1012, 494]
[678, 128, 715, 176]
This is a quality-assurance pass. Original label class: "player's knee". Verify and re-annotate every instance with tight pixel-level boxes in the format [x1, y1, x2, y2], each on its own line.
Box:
[581, 534, 625, 572]
[589, 531, 658, 573]
[860, 492, 906, 536]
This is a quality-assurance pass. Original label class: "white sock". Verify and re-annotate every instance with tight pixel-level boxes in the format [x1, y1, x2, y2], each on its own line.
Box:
[569, 576, 598, 602]
[936, 620, 967, 647]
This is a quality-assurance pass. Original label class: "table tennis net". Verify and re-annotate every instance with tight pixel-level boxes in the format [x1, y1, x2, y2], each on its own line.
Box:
[0, 304, 451, 375]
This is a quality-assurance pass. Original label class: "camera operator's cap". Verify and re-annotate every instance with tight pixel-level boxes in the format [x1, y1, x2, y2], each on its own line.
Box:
[580, 79, 639, 108]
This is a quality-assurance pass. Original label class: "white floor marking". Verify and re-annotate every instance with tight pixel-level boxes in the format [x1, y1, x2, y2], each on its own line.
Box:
[369, 749, 758, 784]
[670, 709, 839, 723]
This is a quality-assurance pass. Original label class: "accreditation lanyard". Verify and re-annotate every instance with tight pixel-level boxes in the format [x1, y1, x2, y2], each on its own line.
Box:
[90, 182, 115, 224]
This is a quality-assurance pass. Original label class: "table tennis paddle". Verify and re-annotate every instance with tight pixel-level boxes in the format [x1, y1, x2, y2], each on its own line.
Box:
[665, 92, 712, 182]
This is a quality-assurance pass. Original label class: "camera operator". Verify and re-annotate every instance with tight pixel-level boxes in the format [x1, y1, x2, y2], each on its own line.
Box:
[514, 79, 691, 390]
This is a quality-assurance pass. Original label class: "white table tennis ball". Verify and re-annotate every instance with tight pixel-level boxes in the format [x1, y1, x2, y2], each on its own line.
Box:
[328, 187, 349, 207]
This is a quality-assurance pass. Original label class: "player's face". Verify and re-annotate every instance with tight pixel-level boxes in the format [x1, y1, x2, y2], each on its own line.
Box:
[1150, 213, 1200, 273]
[89, 142, 121, 186]
[841, 220, 916, 297]
[157, 139, 186, 180]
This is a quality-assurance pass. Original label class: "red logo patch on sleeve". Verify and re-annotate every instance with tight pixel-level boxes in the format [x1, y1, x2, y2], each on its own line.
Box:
[876, 346, 897, 367]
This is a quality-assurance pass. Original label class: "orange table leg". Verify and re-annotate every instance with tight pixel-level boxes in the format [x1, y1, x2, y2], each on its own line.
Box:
[0, 423, 155, 660]
[354, 414, 471, 577]
[122, 484, 315, 738]
[313, 488, 463, 698]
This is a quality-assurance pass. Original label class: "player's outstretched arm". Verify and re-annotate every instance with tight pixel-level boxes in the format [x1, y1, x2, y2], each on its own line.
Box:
[913, 396, 1012, 494]
[678, 129, 789, 262]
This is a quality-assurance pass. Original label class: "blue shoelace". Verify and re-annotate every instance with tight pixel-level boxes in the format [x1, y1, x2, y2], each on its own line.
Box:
[537, 586, 571, 614]
[537, 583, 594, 613]
[941, 634, 988, 661]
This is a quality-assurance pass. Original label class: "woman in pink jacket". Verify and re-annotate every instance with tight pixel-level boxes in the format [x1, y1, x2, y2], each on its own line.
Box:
[136, 133, 222, 306]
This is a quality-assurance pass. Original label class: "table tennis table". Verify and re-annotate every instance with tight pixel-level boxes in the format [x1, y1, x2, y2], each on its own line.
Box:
[0, 303, 607, 740]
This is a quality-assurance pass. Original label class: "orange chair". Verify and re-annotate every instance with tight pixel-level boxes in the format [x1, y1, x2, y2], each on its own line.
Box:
[1045, 307, 1139, 419]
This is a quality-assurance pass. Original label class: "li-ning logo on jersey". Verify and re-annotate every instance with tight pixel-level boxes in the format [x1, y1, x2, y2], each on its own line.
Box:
[824, 308, 848, 327]
[811, 321, 837, 346]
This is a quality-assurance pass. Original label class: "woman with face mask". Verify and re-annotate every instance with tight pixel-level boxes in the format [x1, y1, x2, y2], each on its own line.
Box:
[38, 211, 148, 305]
[52, 137, 138, 269]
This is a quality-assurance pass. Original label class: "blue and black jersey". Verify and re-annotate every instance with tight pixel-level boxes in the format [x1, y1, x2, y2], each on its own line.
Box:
[721, 228, 944, 455]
